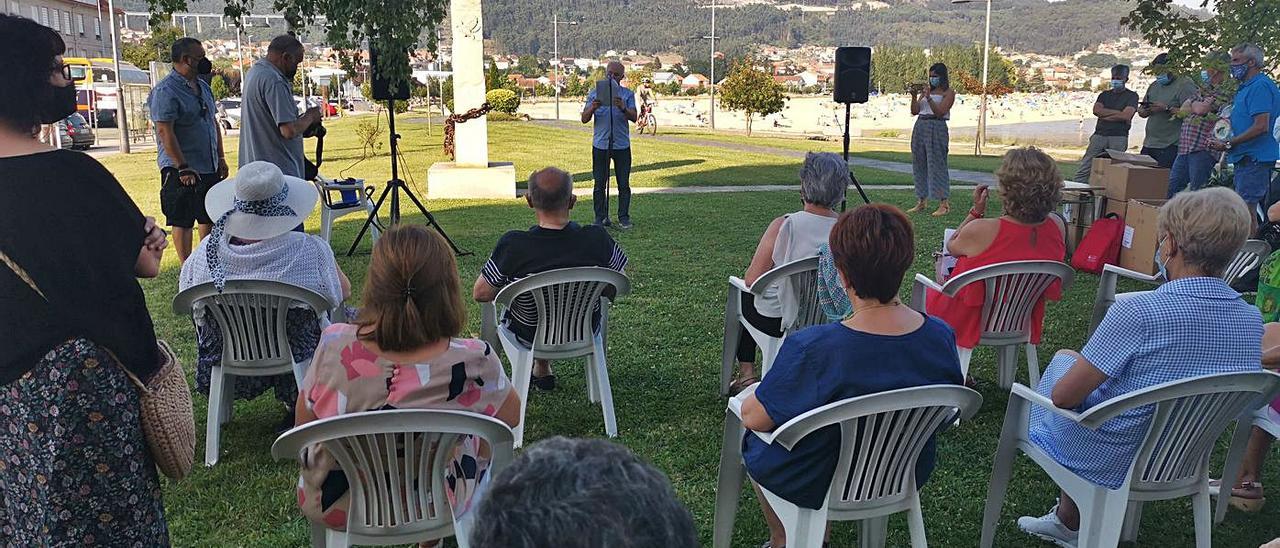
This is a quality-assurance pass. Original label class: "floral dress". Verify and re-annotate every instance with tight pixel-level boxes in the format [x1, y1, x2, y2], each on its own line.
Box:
[0, 338, 169, 546]
[297, 324, 513, 530]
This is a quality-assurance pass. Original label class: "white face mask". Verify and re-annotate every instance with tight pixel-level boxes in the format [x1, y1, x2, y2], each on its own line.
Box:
[1154, 236, 1169, 280]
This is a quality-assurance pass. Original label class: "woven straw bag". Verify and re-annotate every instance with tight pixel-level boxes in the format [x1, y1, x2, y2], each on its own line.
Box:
[1, 248, 195, 479]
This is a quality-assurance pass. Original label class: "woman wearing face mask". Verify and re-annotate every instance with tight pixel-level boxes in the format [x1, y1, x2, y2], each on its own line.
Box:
[1016, 188, 1262, 547]
[0, 14, 172, 545]
[908, 63, 957, 217]
[1168, 52, 1234, 197]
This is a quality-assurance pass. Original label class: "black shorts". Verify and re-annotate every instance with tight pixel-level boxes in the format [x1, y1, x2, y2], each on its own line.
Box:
[160, 167, 223, 228]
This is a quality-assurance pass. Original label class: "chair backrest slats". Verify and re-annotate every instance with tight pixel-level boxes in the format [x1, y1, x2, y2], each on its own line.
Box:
[1223, 240, 1269, 286]
[174, 281, 335, 374]
[835, 405, 954, 506]
[492, 268, 631, 355]
[788, 268, 826, 333]
[982, 272, 1057, 337]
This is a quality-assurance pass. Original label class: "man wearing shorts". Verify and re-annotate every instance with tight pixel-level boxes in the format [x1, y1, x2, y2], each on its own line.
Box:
[148, 37, 227, 262]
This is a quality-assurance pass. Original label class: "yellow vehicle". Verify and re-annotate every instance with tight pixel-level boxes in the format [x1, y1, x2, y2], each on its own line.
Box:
[63, 57, 94, 117]
[87, 58, 151, 128]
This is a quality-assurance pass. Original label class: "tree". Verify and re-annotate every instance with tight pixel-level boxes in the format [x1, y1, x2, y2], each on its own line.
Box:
[1076, 52, 1121, 69]
[516, 54, 543, 77]
[210, 75, 231, 100]
[486, 88, 520, 114]
[122, 24, 183, 69]
[718, 58, 785, 136]
[1124, 0, 1280, 72]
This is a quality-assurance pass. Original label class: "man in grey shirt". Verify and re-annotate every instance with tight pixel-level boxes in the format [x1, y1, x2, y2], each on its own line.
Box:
[239, 35, 321, 179]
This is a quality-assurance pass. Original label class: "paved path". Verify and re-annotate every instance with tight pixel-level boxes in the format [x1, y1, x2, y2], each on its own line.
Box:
[534, 119, 998, 186]
[550, 184, 974, 197]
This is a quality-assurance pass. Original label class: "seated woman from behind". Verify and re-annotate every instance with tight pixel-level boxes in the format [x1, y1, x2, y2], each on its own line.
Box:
[729, 152, 847, 393]
[295, 225, 521, 532]
[1017, 188, 1262, 547]
[180, 161, 350, 431]
[926, 147, 1066, 381]
[739, 204, 963, 548]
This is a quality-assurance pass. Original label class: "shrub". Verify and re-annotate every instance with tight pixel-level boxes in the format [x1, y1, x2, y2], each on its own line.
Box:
[487, 111, 528, 122]
[486, 89, 521, 114]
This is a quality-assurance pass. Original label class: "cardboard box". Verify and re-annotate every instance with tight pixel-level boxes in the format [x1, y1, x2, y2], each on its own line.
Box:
[1102, 196, 1127, 222]
[1088, 158, 1112, 187]
[1090, 150, 1168, 202]
[1117, 199, 1167, 275]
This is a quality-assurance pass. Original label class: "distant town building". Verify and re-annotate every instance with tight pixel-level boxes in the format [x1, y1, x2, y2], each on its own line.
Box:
[681, 73, 709, 90]
[11, 0, 114, 59]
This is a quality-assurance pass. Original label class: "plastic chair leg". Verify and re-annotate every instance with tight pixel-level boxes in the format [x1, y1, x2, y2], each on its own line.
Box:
[319, 209, 334, 242]
[906, 492, 928, 548]
[712, 410, 746, 548]
[220, 374, 235, 424]
[1025, 343, 1041, 389]
[508, 348, 534, 448]
[763, 489, 827, 548]
[1192, 486, 1212, 548]
[1075, 488, 1128, 548]
[1216, 416, 1254, 523]
[1119, 500, 1143, 543]
[593, 342, 618, 438]
[980, 398, 1024, 548]
[205, 367, 225, 467]
[309, 522, 327, 547]
[721, 288, 743, 396]
[585, 353, 600, 403]
[957, 346, 974, 380]
[996, 344, 1018, 390]
[324, 529, 349, 548]
[858, 516, 888, 548]
[760, 336, 783, 379]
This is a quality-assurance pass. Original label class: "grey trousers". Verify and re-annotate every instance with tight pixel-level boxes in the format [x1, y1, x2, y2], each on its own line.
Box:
[911, 118, 951, 199]
[1074, 134, 1128, 183]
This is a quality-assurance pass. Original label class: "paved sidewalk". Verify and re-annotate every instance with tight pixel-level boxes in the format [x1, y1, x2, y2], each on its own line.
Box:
[547, 184, 975, 197]
[535, 119, 998, 186]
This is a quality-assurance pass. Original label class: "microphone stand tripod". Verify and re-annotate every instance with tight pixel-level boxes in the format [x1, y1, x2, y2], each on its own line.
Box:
[347, 98, 471, 257]
[840, 102, 872, 211]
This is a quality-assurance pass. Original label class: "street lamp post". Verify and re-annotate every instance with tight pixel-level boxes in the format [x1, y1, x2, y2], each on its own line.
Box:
[551, 15, 578, 121]
[953, 0, 992, 155]
[702, 0, 720, 130]
[107, 0, 129, 153]
[236, 26, 245, 96]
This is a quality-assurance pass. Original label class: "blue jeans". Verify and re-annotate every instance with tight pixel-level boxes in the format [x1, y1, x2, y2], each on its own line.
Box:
[1235, 157, 1277, 208]
[1168, 150, 1217, 197]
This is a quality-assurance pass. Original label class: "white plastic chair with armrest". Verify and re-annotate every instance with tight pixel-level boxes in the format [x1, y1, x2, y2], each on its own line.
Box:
[711, 384, 982, 548]
[720, 256, 824, 395]
[1088, 240, 1270, 336]
[910, 260, 1075, 389]
[979, 371, 1280, 548]
[173, 280, 335, 466]
[1214, 374, 1280, 523]
[271, 409, 515, 548]
[479, 267, 631, 447]
[313, 176, 379, 243]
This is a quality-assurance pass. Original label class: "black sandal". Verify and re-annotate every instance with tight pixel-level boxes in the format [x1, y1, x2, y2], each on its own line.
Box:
[531, 373, 557, 391]
[728, 375, 760, 396]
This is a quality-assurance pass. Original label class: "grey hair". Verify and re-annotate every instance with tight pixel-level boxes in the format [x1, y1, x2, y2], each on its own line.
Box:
[469, 437, 699, 548]
[1111, 64, 1131, 79]
[1157, 187, 1251, 277]
[1232, 43, 1265, 66]
[526, 167, 574, 211]
[170, 37, 202, 63]
[799, 152, 849, 209]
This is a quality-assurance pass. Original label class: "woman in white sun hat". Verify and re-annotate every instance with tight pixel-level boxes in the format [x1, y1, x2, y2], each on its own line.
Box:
[180, 161, 351, 432]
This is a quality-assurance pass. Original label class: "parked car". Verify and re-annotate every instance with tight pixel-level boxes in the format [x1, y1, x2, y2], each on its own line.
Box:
[328, 97, 354, 111]
[217, 98, 242, 129]
[61, 113, 95, 150]
[296, 95, 338, 117]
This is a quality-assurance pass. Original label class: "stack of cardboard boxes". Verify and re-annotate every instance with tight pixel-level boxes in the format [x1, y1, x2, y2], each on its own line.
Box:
[1089, 150, 1171, 275]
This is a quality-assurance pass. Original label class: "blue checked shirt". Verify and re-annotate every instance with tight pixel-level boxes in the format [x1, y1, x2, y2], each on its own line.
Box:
[1029, 277, 1262, 489]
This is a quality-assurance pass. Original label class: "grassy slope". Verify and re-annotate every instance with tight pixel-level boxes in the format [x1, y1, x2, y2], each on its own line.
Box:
[97, 120, 1277, 547]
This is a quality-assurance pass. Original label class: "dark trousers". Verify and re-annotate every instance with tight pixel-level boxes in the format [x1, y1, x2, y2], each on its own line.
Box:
[1140, 144, 1178, 169]
[592, 146, 632, 223]
[737, 292, 783, 364]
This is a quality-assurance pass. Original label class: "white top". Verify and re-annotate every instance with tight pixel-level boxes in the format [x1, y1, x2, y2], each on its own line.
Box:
[755, 210, 838, 320]
[180, 232, 344, 314]
[918, 94, 949, 120]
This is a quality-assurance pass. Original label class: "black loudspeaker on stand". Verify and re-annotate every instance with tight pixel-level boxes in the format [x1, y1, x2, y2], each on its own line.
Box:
[834, 46, 873, 209]
[347, 48, 469, 257]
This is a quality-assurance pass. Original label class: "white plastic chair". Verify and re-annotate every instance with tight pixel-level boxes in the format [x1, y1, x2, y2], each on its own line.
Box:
[271, 409, 515, 548]
[910, 260, 1075, 389]
[1088, 240, 1270, 336]
[479, 267, 631, 447]
[313, 176, 379, 243]
[712, 384, 982, 548]
[979, 371, 1280, 548]
[1214, 377, 1280, 523]
[720, 256, 825, 395]
[173, 280, 335, 466]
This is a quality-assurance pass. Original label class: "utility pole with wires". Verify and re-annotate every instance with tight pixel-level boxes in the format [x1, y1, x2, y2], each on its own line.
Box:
[701, 0, 719, 130]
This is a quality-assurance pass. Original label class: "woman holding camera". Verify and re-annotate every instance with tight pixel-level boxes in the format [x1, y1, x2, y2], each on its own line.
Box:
[908, 63, 957, 217]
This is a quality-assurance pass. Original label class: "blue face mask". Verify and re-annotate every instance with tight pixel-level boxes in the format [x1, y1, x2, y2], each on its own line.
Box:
[1111, 79, 1125, 90]
[1230, 63, 1249, 81]
[929, 76, 941, 88]
[1154, 236, 1169, 280]
[1155, 74, 1171, 85]
[1201, 70, 1211, 84]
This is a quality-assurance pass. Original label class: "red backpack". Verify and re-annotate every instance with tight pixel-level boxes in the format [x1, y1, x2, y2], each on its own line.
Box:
[1071, 213, 1123, 274]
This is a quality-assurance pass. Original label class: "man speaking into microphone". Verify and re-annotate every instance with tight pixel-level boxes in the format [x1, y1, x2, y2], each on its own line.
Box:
[581, 60, 638, 229]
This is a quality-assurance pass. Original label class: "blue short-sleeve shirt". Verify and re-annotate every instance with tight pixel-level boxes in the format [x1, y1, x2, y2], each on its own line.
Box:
[146, 70, 219, 173]
[743, 317, 964, 509]
[1228, 73, 1280, 164]
[1029, 277, 1262, 489]
[584, 83, 635, 150]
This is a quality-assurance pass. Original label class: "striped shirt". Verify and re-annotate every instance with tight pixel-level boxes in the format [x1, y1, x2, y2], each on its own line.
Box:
[481, 222, 627, 340]
[1177, 84, 1229, 155]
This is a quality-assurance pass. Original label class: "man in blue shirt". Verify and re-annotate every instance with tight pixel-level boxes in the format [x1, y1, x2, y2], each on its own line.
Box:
[1211, 43, 1280, 217]
[581, 60, 638, 229]
[147, 37, 227, 263]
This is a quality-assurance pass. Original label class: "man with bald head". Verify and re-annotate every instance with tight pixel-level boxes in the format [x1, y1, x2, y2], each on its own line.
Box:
[474, 167, 628, 390]
[582, 60, 639, 229]
[239, 34, 322, 180]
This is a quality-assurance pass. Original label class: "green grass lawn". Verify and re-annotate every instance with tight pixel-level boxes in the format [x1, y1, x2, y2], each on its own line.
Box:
[96, 120, 1278, 547]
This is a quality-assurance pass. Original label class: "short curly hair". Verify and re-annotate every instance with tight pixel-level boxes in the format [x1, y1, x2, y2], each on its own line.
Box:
[0, 14, 66, 133]
[994, 147, 1062, 223]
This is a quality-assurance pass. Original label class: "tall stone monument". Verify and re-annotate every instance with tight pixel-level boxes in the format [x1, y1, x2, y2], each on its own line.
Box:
[426, 0, 516, 199]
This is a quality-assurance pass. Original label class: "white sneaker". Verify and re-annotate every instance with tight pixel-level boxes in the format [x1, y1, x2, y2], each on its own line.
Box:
[1017, 504, 1079, 548]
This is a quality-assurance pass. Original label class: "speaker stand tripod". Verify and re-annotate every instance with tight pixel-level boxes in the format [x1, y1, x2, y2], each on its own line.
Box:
[841, 102, 872, 211]
[346, 99, 471, 257]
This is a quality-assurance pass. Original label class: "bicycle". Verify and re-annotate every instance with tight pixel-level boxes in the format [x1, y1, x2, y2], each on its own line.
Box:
[636, 104, 657, 136]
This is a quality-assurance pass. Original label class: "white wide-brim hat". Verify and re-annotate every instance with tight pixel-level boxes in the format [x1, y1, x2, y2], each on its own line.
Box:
[205, 161, 318, 240]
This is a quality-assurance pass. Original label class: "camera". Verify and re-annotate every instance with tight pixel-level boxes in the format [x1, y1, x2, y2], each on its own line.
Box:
[303, 121, 326, 139]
